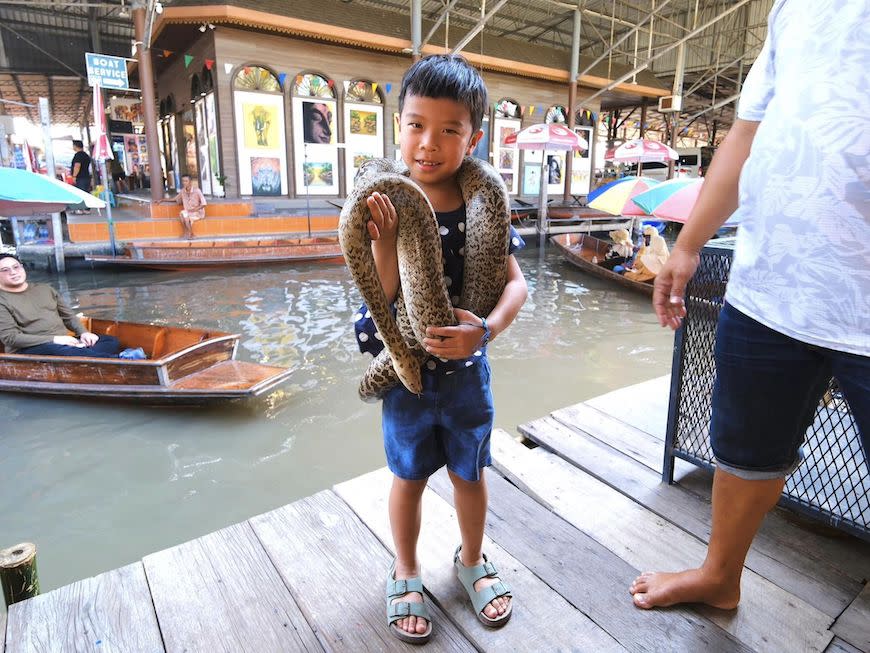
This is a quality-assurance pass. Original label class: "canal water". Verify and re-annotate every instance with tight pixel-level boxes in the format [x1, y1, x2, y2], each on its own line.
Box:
[0, 242, 673, 596]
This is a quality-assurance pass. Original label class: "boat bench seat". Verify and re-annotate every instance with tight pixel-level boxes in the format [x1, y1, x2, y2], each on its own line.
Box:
[151, 328, 209, 358]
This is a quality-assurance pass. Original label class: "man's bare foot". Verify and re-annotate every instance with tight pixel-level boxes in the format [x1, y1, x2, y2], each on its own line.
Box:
[391, 565, 429, 636]
[460, 555, 511, 620]
[629, 568, 740, 610]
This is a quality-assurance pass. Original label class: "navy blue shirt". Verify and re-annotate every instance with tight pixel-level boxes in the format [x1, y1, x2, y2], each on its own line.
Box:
[354, 205, 525, 373]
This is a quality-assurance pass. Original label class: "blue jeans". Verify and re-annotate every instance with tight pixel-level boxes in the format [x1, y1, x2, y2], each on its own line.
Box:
[382, 357, 494, 482]
[711, 302, 869, 480]
[19, 335, 121, 358]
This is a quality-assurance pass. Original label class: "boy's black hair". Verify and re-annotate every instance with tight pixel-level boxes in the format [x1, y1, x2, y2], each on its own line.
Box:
[72, 139, 84, 148]
[181, 173, 192, 180]
[398, 54, 488, 133]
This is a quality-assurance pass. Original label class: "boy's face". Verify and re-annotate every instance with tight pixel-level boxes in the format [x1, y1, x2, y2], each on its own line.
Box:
[399, 94, 482, 188]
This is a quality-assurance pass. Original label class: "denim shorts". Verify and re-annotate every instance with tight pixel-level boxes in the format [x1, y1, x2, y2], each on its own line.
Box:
[711, 302, 869, 480]
[382, 357, 494, 483]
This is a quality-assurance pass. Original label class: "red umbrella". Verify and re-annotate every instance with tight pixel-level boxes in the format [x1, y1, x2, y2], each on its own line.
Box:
[503, 123, 588, 240]
[503, 123, 588, 151]
[91, 85, 113, 162]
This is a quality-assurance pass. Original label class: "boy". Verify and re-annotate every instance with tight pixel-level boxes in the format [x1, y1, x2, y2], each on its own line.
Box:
[355, 55, 527, 643]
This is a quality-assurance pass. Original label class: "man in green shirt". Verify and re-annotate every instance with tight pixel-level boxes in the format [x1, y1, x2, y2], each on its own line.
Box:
[0, 254, 120, 357]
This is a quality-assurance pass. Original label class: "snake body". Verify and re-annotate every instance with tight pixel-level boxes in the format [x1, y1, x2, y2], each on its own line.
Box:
[339, 156, 511, 402]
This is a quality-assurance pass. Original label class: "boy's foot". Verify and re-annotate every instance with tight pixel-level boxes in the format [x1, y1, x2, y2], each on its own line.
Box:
[454, 547, 512, 627]
[629, 568, 741, 610]
[386, 562, 431, 643]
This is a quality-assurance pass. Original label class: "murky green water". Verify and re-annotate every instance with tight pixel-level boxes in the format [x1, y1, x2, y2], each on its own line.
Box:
[0, 243, 673, 594]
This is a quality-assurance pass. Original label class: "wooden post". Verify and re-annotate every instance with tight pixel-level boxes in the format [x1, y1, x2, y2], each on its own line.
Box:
[0, 542, 40, 607]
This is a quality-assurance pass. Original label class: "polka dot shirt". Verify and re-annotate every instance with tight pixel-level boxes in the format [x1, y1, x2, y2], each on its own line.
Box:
[354, 204, 525, 374]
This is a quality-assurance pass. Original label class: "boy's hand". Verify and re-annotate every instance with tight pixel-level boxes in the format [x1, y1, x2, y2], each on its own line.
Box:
[366, 192, 398, 244]
[423, 308, 486, 360]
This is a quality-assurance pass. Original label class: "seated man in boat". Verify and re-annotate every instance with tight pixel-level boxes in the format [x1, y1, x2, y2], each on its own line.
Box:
[0, 254, 121, 357]
[158, 174, 207, 239]
[625, 225, 670, 283]
[601, 228, 635, 270]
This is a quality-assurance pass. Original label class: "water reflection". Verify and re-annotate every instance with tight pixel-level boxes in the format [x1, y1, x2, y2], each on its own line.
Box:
[0, 244, 672, 593]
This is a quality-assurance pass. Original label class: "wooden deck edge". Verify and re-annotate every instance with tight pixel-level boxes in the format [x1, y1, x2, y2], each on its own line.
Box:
[830, 583, 870, 652]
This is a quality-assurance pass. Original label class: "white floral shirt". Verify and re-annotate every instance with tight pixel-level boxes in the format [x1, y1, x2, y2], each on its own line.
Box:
[727, 0, 869, 356]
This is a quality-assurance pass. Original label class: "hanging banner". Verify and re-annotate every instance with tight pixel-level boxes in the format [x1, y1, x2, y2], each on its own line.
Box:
[492, 117, 520, 195]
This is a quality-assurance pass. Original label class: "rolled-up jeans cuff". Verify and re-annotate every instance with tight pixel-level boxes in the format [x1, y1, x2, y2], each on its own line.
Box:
[714, 447, 804, 481]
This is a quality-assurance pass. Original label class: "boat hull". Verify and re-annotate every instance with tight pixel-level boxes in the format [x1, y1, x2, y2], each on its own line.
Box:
[550, 232, 654, 296]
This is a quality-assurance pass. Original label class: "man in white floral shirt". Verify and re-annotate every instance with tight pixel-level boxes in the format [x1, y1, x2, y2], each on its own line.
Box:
[631, 0, 869, 610]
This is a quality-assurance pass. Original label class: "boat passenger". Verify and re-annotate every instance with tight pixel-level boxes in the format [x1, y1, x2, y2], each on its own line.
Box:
[0, 254, 121, 358]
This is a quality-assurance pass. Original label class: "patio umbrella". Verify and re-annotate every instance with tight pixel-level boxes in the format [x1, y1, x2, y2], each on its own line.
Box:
[633, 177, 739, 225]
[503, 124, 588, 240]
[586, 175, 659, 216]
[0, 167, 106, 216]
[605, 138, 678, 164]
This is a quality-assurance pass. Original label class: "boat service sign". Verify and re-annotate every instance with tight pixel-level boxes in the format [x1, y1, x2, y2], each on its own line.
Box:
[85, 53, 129, 90]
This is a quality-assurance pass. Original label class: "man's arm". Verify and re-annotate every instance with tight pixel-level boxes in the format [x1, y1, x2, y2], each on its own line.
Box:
[197, 189, 207, 207]
[653, 119, 760, 329]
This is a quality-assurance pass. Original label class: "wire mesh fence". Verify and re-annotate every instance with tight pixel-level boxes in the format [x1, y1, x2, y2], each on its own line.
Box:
[663, 240, 868, 541]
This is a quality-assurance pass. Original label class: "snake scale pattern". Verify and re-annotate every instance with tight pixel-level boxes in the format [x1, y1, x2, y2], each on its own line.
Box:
[339, 156, 511, 402]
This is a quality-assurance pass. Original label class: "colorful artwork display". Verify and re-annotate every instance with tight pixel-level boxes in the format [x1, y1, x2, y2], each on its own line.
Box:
[303, 162, 334, 187]
[110, 98, 143, 123]
[349, 109, 378, 136]
[183, 122, 197, 177]
[205, 93, 222, 196]
[234, 90, 287, 196]
[195, 98, 212, 195]
[251, 157, 282, 195]
[243, 102, 278, 149]
[492, 117, 520, 194]
[570, 126, 594, 196]
[523, 165, 540, 195]
[301, 100, 335, 144]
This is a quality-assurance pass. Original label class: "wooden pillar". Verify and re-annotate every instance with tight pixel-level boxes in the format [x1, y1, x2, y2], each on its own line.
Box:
[411, 0, 422, 62]
[0, 542, 39, 607]
[563, 8, 581, 203]
[639, 100, 647, 138]
[132, 0, 164, 201]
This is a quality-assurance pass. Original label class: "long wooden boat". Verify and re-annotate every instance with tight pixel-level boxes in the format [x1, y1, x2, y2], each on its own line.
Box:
[85, 236, 344, 270]
[550, 232, 654, 296]
[0, 317, 292, 405]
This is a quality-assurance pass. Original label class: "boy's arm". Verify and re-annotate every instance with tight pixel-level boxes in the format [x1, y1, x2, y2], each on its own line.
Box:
[423, 254, 527, 359]
[484, 254, 527, 341]
[368, 192, 400, 302]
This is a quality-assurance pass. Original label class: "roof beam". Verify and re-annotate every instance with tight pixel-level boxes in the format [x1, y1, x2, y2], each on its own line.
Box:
[451, 0, 511, 54]
[0, 22, 87, 81]
[421, 0, 461, 48]
[11, 72, 36, 122]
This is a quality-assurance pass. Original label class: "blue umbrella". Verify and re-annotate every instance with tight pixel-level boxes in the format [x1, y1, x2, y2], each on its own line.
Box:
[0, 167, 105, 216]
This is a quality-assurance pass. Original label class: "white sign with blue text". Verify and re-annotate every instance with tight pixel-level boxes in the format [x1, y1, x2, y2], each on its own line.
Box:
[85, 52, 129, 90]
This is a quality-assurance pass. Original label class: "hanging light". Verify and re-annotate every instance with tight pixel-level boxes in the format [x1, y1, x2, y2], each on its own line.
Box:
[154, 1, 163, 14]
[118, 0, 130, 18]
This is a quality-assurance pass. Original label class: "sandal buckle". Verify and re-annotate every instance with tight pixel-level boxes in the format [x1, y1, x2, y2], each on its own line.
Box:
[483, 561, 497, 576]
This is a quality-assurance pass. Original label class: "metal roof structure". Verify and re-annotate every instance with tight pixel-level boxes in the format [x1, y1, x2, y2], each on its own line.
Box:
[0, 0, 774, 139]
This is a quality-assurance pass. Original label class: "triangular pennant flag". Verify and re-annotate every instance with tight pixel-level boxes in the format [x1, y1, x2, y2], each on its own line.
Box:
[327, 79, 334, 89]
[204, 59, 214, 70]
[163, 50, 172, 58]
[343, 80, 350, 92]
[385, 82, 392, 93]
[372, 82, 378, 95]
[184, 55, 194, 68]
[278, 72, 287, 87]
[224, 62, 234, 75]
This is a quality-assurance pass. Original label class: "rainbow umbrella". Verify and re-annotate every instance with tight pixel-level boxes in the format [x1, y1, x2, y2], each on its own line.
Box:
[587, 176, 659, 216]
[633, 177, 739, 225]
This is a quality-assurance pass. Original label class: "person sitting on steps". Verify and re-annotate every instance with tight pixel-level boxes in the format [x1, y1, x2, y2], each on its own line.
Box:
[158, 174, 207, 239]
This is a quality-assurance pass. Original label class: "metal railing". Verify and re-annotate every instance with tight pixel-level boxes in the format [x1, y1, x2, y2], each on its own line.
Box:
[663, 239, 869, 541]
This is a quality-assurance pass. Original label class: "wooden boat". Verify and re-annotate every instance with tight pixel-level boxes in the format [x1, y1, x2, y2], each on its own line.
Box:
[0, 317, 292, 405]
[85, 236, 344, 270]
[550, 232, 654, 296]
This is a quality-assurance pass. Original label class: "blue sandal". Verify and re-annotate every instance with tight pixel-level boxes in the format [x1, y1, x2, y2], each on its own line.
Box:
[454, 545, 513, 627]
[386, 561, 432, 644]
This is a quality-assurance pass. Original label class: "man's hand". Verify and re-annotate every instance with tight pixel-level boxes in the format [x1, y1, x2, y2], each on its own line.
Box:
[653, 246, 700, 330]
[53, 335, 84, 347]
[79, 332, 99, 347]
[366, 192, 398, 244]
[423, 308, 486, 360]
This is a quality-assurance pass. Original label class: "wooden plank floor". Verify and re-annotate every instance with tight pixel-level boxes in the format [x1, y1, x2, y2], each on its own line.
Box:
[4, 376, 869, 652]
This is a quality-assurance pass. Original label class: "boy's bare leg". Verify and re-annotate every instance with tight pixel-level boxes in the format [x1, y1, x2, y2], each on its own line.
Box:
[389, 476, 429, 634]
[449, 469, 511, 619]
[630, 468, 784, 609]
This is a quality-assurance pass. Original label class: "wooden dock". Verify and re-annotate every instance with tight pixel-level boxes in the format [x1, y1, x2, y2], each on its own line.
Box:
[4, 376, 869, 652]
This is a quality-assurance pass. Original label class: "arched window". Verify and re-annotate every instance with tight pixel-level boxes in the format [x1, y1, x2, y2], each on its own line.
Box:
[493, 97, 521, 194]
[189, 74, 201, 103]
[495, 97, 522, 119]
[201, 66, 214, 93]
[343, 79, 384, 181]
[545, 105, 567, 124]
[291, 72, 339, 196]
[233, 66, 282, 92]
[232, 64, 288, 196]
